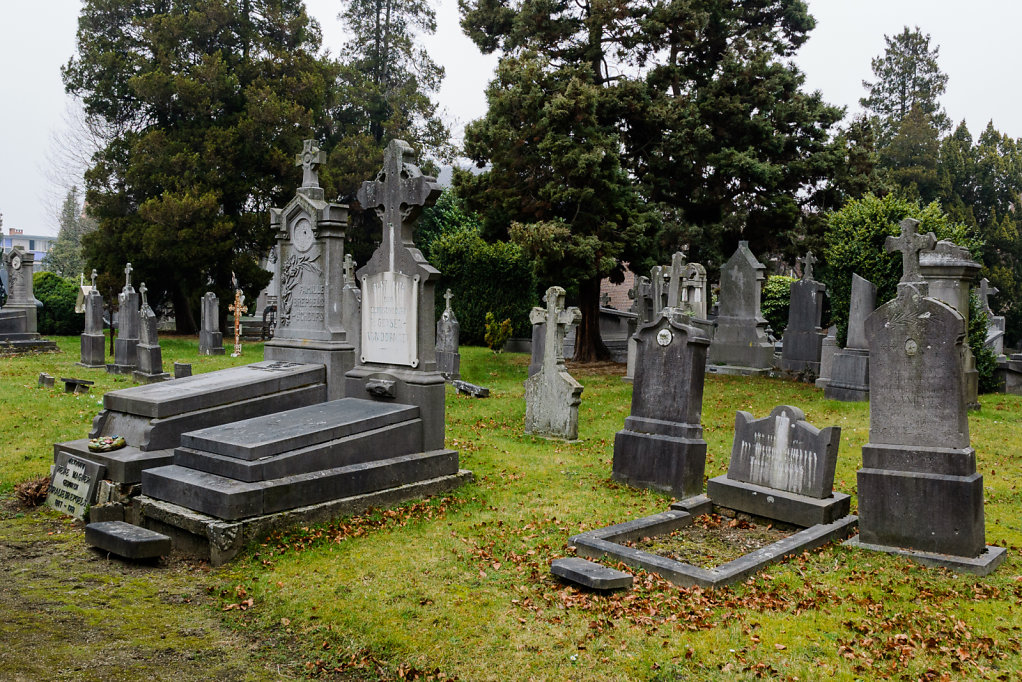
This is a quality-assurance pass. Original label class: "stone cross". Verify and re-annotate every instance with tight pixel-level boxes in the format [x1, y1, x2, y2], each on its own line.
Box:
[666, 251, 687, 308]
[798, 251, 817, 280]
[91, 269, 97, 289]
[885, 218, 936, 284]
[228, 289, 247, 357]
[978, 278, 999, 314]
[530, 286, 581, 369]
[444, 288, 454, 314]
[357, 139, 441, 272]
[295, 139, 326, 189]
[600, 292, 610, 308]
[124, 262, 133, 291]
[139, 282, 148, 308]
[79, 273, 85, 286]
[342, 253, 356, 286]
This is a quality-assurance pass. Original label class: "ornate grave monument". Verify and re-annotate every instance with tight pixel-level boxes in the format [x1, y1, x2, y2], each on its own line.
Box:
[228, 289, 247, 357]
[781, 251, 826, 375]
[525, 286, 583, 440]
[199, 292, 225, 355]
[78, 269, 105, 368]
[707, 241, 774, 373]
[824, 274, 876, 401]
[850, 218, 1005, 574]
[107, 263, 140, 374]
[133, 283, 170, 383]
[0, 246, 57, 353]
[436, 289, 461, 381]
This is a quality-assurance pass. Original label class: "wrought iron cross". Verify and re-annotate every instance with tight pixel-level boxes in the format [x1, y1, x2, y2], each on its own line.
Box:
[798, 251, 817, 280]
[296, 139, 326, 188]
[229, 289, 247, 357]
[885, 218, 936, 284]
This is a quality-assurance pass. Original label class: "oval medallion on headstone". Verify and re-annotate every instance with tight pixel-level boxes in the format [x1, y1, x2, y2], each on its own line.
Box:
[656, 329, 673, 347]
[905, 338, 918, 356]
[292, 217, 315, 253]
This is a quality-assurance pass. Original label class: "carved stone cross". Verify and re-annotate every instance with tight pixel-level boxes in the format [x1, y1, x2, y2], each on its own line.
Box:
[228, 289, 247, 357]
[124, 262, 133, 291]
[798, 250, 817, 280]
[886, 218, 936, 284]
[357, 139, 441, 271]
[139, 282, 148, 308]
[91, 269, 97, 289]
[444, 288, 454, 313]
[295, 139, 326, 189]
[667, 251, 687, 308]
[342, 253, 356, 286]
[978, 277, 999, 314]
[529, 286, 581, 370]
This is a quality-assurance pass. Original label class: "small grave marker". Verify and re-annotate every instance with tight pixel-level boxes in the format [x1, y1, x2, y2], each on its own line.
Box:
[46, 451, 105, 520]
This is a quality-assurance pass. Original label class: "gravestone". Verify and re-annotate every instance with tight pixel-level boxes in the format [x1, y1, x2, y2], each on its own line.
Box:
[852, 218, 1005, 574]
[824, 274, 876, 401]
[79, 269, 105, 368]
[613, 308, 710, 499]
[978, 278, 1006, 360]
[0, 246, 57, 353]
[525, 286, 583, 440]
[707, 241, 774, 372]
[199, 292, 225, 355]
[814, 326, 838, 390]
[665, 251, 687, 309]
[680, 262, 708, 320]
[436, 289, 461, 381]
[341, 253, 361, 363]
[623, 274, 654, 382]
[46, 451, 105, 520]
[107, 263, 140, 375]
[920, 239, 981, 410]
[173, 362, 192, 379]
[228, 289, 247, 357]
[264, 139, 356, 399]
[133, 283, 170, 383]
[781, 251, 826, 375]
[707, 405, 849, 526]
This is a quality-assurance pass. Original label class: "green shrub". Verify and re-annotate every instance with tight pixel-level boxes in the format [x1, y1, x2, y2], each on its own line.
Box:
[484, 313, 513, 352]
[429, 230, 537, 345]
[761, 275, 796, 337]
[970, 293, 999, 394]
[33, 272, 83, 335]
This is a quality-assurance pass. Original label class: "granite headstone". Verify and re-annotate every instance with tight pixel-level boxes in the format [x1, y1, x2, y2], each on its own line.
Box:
[133, 283, 170, 383]
[199, 292, 225, 355]
[107, 263, 140, 375]
[79, 270, 105, 368]
[524, 286, 583, 440]
[780, 251, 826, 375]
[436, 288, 461, 381]
[824, 274, 876, 401]
[707, 241, 774, 372]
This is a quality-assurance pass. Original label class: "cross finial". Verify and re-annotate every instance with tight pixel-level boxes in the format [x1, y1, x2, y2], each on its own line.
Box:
[444, 288, 454, 313]
[296, 139, 326, 188]
[80, 272, 85, 286]
[979, 277, 999, 314]
[667, 251, 687, 308]
[343, 253, 356, 285]
[798, 251, 817, 280]
[91, 269, 97, 288]
[529, 286, 581, 369]
[124, 262, 133, 290]
[139, 282, 148, 307]
[886, 218, 936, 284]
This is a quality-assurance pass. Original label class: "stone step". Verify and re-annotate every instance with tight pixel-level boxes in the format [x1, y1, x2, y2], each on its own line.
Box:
[551, 557, 633, 590]
[143, 449, 459, 521]
[85, 520, 172, 559]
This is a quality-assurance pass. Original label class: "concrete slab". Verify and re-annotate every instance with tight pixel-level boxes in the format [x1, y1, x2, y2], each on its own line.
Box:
[551, 557, 633, 590]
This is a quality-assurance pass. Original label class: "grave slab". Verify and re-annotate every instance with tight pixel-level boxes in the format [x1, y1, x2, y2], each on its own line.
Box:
[550, 557, 633, 590]
[85, 521, 171, 559]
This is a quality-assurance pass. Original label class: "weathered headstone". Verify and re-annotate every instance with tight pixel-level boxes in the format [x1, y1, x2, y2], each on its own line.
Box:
[173, 362, 192, 379]
[814, 326, 837, 390]
[133, 283, 170, 384]
[707, 241, 774, 372]
[613, 308, 710, 499]
[107, 263, 140, 375]
[228, 289, 247, 357]
[665, 251, 687, 309]
[623, 274, 654, 382]
[341, 253, 361, 364]
[978, 278, 1006, 360]
[436, 288, 461, 381]
[0, 246, 57, 353]
[781, 251, 826, 375]
[680, 262, 708, 320]
[707, 405, 849, 526]
[199, 292, 225, 355]
[525, 286, 583, 440]
[824, 274, 876, 401]
[852, 218, 1005, 573]
[264, 139, 356, 399]
[46, 451, 105, 520]
[79, 269, 105, 368]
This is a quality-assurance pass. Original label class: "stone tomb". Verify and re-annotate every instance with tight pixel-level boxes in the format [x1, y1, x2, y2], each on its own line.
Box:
[707, 405, 850, 526]
[0, 246, 57, 353]
[613, 309, 710, 500]
[436, 288, 461, 380]
[707, 241, 774, 373]
[824, 274, 876, 402]
[850, 218, 1005, 574]
[524, 286, 583, 440]
[107, 263, 140, 374]
[79, 270, 105, 368]
[46, 451, 105, 520]
[133, 283, 170, 383]
[199, 292, 226, 355]
[780, 252, 826, 375]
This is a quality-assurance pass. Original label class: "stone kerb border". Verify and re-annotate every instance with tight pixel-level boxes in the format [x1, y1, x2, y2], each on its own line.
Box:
[569, 509, 858, 589]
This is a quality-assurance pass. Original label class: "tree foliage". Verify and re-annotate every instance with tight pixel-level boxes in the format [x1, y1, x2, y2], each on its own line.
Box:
[44, 186, 96, 278]
[33, 272, 83, 336]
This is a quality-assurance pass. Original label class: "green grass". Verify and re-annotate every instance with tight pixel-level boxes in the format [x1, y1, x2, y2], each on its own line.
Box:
[3, 341, 1022, 680]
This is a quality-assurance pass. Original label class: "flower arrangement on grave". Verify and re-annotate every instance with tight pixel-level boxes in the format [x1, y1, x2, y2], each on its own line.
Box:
[88, 435, 126, 452]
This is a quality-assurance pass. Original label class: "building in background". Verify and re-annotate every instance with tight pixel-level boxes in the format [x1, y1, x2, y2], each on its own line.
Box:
[2, 228, 54, 268]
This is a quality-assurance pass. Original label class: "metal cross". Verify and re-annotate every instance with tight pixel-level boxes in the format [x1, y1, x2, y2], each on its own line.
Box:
[444, 288, 454, 314]
[885, 218, 936, 284]
[124, 262, 133, 290]
[295, 139, 326, 188]
[798, 251, 817, 280]
[228, 289, 248, 357]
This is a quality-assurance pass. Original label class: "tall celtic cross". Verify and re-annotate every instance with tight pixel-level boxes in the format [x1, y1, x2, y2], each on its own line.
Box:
[530, 286, 580, 370]
[123, 262, 133, 292]
[886, 218, 936, 284]
[342, 253, 356, 286]
[798, 250, 817, 280]
[228, 289, 247, 357]
[357, 139, 441, 272]
[296, 139, 326, 189]
[978, 277, 999, 314]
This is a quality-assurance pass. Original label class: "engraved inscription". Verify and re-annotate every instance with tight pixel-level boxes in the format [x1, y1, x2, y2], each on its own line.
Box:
[46, 454, 100, 520]
[361, 271, 419, 367]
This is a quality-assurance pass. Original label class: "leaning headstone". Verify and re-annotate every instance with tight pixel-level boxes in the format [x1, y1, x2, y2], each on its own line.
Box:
[613, 307, 711, 499]
[107, 263, 140, 375]
[199, 292, 225, 355]
[524, 286, 583, 440]
[452, 379, 490, 398]
[707, 241, 774, 373]
[824, 274, 876, 401]
[781, 251, 826, 375]
[707, 405, 849, 526]
[814, 326, 838, 390]
[46, 451, 105, 520]
[978, 278, 1006, 360]
[0, 246, 57, 353]
[133, 283, 170, 384]
[436, 288, 461, 381]
[79, 269, 105, 368]
[851, 218, 1005, 574]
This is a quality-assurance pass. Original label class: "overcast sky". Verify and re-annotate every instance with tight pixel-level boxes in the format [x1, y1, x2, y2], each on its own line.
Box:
[2, 1, 1020, 238]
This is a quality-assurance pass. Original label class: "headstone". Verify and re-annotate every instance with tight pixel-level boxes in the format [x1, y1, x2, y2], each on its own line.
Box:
[665, 251, 687, 309]
[228, 289, 247, 357]
[853, 218, 1005, 573]
[264, 139, 356, 399]
[452, 379, 489, 398]
[707, 405, 850, 526]
[133, 283, 170, 383]
[38, 372, 54, 388]
[0, 246, 57, 352]
[707, 241, 774, 372]
[680, 262, 709, 320]
[814, 326, 838, 389]
[46, 451, 105, 520]
[199, 292, 225, 355]
[781, 251, 826, 375]
[524, 286, 583, 440]
[613, 308, 710, 499]
[107, 263, 140, 374]
[623, 274, 653, 382]
[341, 253, 361, 364]
[824, 274, 876, 401]
[79, 269, 105, 368]
[920, 239, 982, 410]
[978, 278, 1006, 360]
[436, 288, 461, 381]
[173, 362, 192, 379]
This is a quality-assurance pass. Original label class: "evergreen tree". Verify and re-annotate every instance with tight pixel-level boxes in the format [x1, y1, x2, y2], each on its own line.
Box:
[880, 104, 941, 203]
[44, 186, 96, 278]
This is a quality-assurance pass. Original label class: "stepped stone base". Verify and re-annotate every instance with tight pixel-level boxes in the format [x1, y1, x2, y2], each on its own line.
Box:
[845, 537, 1006, 576]
[707, 476, 850, 527]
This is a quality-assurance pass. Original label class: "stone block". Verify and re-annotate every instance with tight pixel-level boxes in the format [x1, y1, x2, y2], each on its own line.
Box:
[707, 476, 850, 527]
[85, 521, 171, 559]
[451, 380, 489, 398]
[173, 362, 192, 379]
[612, 429, 706, 500]
[550, 557, 633, 590]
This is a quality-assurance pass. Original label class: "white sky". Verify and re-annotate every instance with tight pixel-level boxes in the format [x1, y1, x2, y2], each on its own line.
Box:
[1, 1, 1020, 237]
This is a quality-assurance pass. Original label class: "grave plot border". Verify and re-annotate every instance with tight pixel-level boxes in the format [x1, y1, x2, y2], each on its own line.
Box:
[569, 507, 857, 589]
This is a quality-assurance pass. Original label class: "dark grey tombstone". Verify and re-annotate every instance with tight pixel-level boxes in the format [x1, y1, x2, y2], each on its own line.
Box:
[133, 283, 170, 383]
[85, 521, 172, 560]
[173, 362, 192, 379]
[707, 241, 774, 371]
[854, 218, 1004, 573]
[814, 326, 837, 390]
[79, 283, 105, 368]
[780, 252, 825, 375]
[107, 263, 140, 375]
[525, 286, 583, 440]
[199, 292, 225, 355]
[707, 405, 849, 526]
[551, 557, 633, 590]
[613, 309, 710, 500]
[436, 288, 461, 381]
[265, 140, 355, 399]
[825, 274, 876, 401]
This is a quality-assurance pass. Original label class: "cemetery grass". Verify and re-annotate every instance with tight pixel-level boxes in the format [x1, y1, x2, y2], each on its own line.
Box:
[0, 344, 1021, 679]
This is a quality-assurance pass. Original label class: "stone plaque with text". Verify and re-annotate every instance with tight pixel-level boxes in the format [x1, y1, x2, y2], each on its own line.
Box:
[361, 271, 419, 367]
[46, 451, 105, 520]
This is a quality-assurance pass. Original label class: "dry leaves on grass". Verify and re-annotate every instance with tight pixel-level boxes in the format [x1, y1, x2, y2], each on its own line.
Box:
[14, 475, 50, 507]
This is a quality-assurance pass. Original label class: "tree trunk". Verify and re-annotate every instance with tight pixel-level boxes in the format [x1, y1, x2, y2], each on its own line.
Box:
[573, 276, 612, 363]
[173, 284, 197, 335]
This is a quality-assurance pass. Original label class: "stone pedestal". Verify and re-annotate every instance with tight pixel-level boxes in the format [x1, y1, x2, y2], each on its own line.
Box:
[814, 326, 837, 390]
[107, 288, 140, 375]
[825, 274, 876, 402]
[708, 242, 774, 371]
[79, 289, 106, 368]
